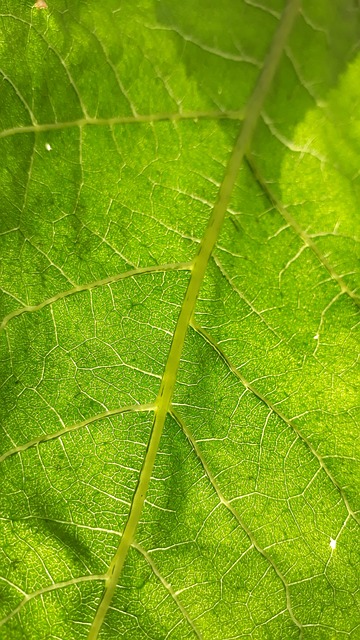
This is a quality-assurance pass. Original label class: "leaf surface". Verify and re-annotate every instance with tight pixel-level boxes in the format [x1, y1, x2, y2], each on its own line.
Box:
[0, 1, 360, 639]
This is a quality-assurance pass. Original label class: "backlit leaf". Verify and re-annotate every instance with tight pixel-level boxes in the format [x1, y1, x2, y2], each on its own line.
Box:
[1, 1, 359, 639]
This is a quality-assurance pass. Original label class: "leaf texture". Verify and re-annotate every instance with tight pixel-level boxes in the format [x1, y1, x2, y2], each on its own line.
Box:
[0, 1, 359, 639]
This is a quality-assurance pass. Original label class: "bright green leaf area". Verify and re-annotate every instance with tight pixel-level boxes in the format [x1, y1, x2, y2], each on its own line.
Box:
[0, 0, 360, 639]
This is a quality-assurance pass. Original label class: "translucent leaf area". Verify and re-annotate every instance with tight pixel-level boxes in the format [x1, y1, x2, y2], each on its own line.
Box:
[1, 1, 359, 639]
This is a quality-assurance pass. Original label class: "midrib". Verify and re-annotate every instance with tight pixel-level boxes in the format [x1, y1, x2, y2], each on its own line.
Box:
[88, 1, 300, 637]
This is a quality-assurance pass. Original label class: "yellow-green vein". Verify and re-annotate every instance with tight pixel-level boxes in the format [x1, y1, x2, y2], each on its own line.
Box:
[171, 409, 303, 637]
[0, 574, 106, 630]
[191, 320, 360, 528]
[0, 262, 191, 332]
[132, 541, 203, 639]
[246, 154, 360, 308]
[0, 110, 244, 140]
[88, 1, 301, 637]
[0, 403, 154, 464]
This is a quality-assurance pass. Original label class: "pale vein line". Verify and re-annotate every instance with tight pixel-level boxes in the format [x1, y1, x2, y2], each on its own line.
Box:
[0, 262, 192, 331]
[132, 542, 202, 639]
[212, 254, 281, 339]
[191, 321, 360, 528]
[87, 2, 301, 637]
[143, 22, 261, 67]
[2, 13, 89, 119]
[246, 155, 360, 307]
[0, 403, 155, 464]
[0, 574, 106, 629]
[0, 515, 121, 537]
[0, 110, 244, 140]
[171, 409, 303, 636]
[244, 0, 280, 19]
[80, 22, 137, 117]
[0, 71, 36, 125]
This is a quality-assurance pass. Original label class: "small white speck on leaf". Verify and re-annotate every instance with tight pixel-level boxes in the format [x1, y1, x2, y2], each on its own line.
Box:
[45, 143, 52, 151]
[330, 537, 336, 550]
[33, 0, 48, 9]
[313, 334, 319, 340]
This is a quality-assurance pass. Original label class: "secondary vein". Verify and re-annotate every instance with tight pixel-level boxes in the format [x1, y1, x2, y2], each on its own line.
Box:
[0, 262, 192, 332]
[0, 110, 243, 140]
[88, 1, 301, 637]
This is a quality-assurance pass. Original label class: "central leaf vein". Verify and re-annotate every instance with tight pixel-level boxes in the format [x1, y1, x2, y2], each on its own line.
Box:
[88, 2, 301, 637]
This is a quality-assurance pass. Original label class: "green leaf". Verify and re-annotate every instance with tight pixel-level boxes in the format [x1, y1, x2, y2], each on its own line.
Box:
[1, 1, 359, 639]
